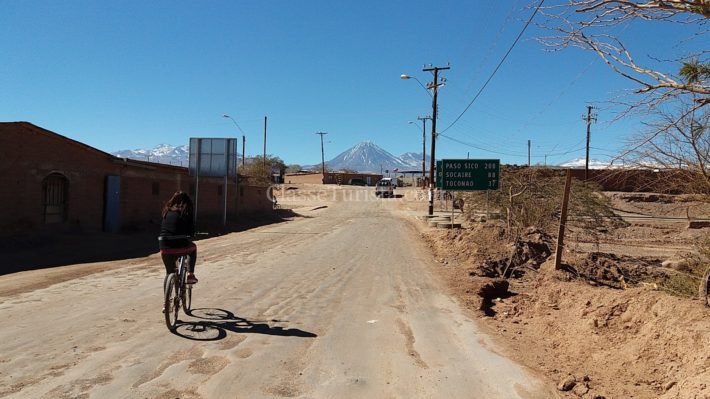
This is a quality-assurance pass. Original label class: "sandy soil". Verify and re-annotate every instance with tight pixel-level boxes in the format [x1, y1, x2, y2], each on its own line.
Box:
[0, 184, 556, 399]
[3, 184, 708, 398]
[403, 189, 710, 399]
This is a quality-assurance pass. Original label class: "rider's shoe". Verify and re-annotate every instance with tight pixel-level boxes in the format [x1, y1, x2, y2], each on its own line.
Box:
[186, 273, 198, 284]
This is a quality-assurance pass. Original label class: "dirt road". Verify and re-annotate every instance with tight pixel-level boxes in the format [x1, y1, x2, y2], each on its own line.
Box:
[0, 186, 555, 398]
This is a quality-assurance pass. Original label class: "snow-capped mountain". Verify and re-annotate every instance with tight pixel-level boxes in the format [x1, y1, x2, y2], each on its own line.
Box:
[559, 158, 618, 169]
[112, 144, 190, 166]
[398, 151, 431, 169]
[114, 141, 426, 172]
[324, 141, 420, 172]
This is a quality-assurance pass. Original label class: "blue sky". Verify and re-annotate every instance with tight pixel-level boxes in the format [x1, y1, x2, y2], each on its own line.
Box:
[0, 1, 701, 166]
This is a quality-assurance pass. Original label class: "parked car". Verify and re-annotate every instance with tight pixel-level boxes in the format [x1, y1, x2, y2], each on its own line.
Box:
[375, 178, 394, 198]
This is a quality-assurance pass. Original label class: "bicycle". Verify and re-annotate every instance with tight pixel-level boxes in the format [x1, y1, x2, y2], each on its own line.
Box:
[160, 236, 195, 331]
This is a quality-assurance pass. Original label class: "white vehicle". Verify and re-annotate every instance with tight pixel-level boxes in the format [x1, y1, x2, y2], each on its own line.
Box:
[375, 178, 395, 198]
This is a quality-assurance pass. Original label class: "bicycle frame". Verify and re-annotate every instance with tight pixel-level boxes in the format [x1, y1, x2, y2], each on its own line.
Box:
[164, 253, 192, 331]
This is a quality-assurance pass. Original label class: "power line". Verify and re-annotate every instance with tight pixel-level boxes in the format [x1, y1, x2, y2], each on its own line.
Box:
[461, 1, 521, 95]
[441, 0, 545, 134]
[511, 57, 598, 137]
[438, 118, 580, 156]
[439, 133, 585, 158]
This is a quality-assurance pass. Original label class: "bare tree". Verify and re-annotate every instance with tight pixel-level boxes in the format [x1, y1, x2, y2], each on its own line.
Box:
[462, 168, 622, 239]
[616, 99, 710, 192]
[537, 1, 709, 192]
[538, 1, 708, 115]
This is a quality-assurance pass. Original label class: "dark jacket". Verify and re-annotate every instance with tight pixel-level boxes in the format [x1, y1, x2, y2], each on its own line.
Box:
[159, 208, 194, 249]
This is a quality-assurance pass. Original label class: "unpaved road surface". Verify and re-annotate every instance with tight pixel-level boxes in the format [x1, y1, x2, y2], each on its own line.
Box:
[1, 187, 555, 398]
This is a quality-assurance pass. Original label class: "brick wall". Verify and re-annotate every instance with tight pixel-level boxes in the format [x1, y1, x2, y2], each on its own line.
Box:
[0, 122, 274, 236]
[284, 172, 384, 185]
[0, 123, 113, 233]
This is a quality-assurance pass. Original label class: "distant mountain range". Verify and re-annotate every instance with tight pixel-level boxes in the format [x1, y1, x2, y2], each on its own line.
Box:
[558, 158, 615, 169]
[112, 141, 430, 172]
[112, 144, 191, 167]
[111, 142, 611, 172]
[320, 141, 429, 173]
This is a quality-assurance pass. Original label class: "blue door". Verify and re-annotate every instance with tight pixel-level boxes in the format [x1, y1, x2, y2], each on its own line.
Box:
[104, 175, 121, 232]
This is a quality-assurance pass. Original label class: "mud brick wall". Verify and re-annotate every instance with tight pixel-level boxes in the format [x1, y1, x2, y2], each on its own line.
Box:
[0, 122, 274, 236]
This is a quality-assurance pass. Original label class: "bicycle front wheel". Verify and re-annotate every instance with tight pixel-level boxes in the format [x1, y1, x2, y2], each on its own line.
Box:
[183, 285, 192, 313]
[164, 273, 180, 330]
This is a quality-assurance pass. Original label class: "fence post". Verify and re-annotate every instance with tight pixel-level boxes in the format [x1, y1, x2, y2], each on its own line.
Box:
[554, 169, 573, 270]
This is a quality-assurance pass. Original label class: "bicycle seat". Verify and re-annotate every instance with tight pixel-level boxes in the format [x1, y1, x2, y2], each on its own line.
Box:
[158, 235, 192, 241]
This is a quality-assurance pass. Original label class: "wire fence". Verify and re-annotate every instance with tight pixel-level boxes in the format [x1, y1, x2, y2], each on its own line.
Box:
[446, 176, 710, 305]
[565, 207, 710, 302]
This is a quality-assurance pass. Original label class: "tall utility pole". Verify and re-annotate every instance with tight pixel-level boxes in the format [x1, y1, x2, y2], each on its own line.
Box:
[316, 132, 328, 178]
[583, 105, 597, 180]
[423, 64, 450, 216]
[528, 139, 531, 167]
[241, 136, 245, 168]
[417, 115, 432, 187]
[263, 115, 267, 170]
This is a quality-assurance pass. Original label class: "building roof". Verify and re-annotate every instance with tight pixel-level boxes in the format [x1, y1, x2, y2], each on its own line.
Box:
[1, 121, 188, 172]
[2, 121, 116, 159]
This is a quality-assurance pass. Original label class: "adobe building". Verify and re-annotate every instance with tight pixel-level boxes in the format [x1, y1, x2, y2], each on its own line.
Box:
[0, 122, 274, 236]
[285, 171, 383, 186]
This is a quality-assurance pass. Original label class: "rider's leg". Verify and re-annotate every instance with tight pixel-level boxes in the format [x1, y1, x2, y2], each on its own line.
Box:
[188, 248, 197, 273]
[161, 253, 177, 276]
[186, 248, 198, 283]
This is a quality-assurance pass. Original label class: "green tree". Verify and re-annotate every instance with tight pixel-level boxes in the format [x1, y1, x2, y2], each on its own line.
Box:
[241, 155, 286, 185]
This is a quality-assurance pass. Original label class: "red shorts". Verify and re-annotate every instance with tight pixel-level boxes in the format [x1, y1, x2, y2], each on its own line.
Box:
[159, 243, 196, 256]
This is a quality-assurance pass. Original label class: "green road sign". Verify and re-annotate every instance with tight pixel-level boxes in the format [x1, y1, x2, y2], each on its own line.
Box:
[441, 159, 500, 191]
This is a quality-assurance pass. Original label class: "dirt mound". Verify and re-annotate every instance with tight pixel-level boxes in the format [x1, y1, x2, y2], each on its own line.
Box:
[571, 252, 666, 289]
[485, 276, 710, 399]
[471, 227, 553, 279]
[420, 223, 710, 399]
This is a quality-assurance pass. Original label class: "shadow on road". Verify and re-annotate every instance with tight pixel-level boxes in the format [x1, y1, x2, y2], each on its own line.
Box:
[172, 308, 318, 341]
[4, 213, 298, 275]
[3, 231, 161, 275]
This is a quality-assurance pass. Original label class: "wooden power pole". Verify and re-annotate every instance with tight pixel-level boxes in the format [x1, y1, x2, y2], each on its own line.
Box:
[316, 132, 328, 178]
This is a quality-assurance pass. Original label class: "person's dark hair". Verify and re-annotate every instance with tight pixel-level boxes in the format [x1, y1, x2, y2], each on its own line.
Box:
[162, 191, 194, 218]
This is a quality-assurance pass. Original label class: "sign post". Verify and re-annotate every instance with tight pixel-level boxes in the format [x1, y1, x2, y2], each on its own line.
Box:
[189, 138, 238, 228]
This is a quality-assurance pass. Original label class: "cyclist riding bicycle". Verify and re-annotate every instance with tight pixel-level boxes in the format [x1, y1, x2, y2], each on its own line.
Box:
[158, 191, 198, 285]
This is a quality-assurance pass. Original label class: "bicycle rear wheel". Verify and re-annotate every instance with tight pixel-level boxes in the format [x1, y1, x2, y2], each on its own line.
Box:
[179, 255, 192, 313]
[164, 273, 180, 330]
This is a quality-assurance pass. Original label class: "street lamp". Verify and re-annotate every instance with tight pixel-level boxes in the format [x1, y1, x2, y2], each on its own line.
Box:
[409, 118, 430, 187]
[222, 114, 245, 134]
[400, 74, 432, 97]
[223, 114, 246, 168]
